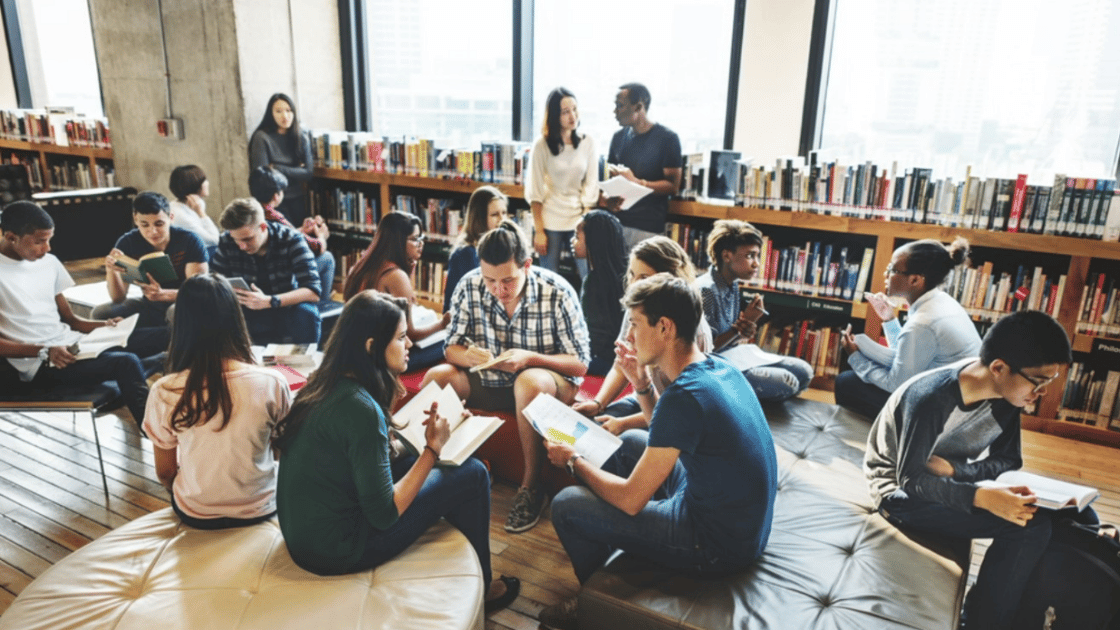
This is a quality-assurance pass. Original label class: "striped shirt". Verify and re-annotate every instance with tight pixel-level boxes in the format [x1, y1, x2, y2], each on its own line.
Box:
[211, 221, 321, 298]
[446, 266, 590, 388]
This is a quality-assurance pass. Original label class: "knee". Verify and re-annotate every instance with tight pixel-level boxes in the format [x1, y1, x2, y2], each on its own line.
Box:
[513, 369, 554, 398]
[618, 428, 649, 453]
[833, 371, 860, 403]
[423, 363, 459, 387]
[461, 457, 491, 490]
[551, 486, 594, 526]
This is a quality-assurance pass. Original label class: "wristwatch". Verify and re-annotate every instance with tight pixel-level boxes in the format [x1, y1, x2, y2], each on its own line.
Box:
[566, 452, 584, 477]
[270, 295, 281, 309]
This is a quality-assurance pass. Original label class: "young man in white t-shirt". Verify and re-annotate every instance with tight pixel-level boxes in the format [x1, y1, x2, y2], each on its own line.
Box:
[0, 201, 168, 431]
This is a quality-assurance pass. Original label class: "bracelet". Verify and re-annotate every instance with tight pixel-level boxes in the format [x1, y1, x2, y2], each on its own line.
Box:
[634, 383, 653, 397]
[424, 445, 440, 459]
[591, 399, 604, 413]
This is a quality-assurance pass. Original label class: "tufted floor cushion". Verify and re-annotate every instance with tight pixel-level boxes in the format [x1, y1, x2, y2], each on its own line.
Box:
[578, 397, 969, 630]
[0, 508, 484, 630]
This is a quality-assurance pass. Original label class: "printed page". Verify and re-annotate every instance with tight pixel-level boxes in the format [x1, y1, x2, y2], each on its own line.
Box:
[599, 176, 653, 210]
[522, 393, 622, 468]
[75, 314, 138, 360]
[716, 343, 784, 371]
[977, 470, 1099, 511]
[394, 382, 469, 454]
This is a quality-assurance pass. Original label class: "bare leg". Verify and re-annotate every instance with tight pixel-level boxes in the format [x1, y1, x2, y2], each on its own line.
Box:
[513, 368, 578, 489]
[421, 364, 472, 401]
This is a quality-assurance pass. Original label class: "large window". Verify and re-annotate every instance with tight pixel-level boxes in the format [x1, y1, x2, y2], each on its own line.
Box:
[819, 0, 1120, 180]
[365, 0, 512, 146]
[14, 0, 104, 116]
[532, 0, 734, 153]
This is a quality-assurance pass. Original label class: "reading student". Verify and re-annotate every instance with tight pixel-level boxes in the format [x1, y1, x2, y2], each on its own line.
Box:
[274, 291, 519, 613]
[0, 201, 169, 432]
[864, 310, 1093, 630]
[98, 191, 209, 327]
[539, 274, 777, 630]
[421, 219, 590, 534]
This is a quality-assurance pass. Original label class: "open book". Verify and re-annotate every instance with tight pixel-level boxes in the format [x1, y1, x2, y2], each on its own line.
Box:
[113, 252, 176, 285]
[393, 381, 502, 466]
[522, 393, 622, 469]
[72, 314, 139, 361]
[262, 343, 318, 368]
[977, 470, 1100, 511]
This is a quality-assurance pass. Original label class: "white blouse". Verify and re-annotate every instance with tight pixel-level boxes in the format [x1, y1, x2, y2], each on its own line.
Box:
[524, 134, 600, 231]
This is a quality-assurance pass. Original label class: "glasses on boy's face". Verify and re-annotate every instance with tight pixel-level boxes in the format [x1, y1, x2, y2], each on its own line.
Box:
[1013, 368, 1059, 394]
[885, 263, 913, 276]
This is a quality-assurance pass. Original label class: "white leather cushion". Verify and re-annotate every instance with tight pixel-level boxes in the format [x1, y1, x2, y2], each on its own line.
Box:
[0, 508, 483, 630]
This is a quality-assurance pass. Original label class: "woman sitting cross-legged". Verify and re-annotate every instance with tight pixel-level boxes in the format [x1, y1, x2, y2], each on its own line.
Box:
[343, 211, 448, 371]
[143, 273, 291, 529]
[273, 291, 519, 612]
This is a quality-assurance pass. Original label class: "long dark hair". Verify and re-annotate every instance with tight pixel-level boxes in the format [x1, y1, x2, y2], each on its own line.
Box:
[542, 87, 582, 156]
[581, 210, 626, 311]
[166, 274, 254, 431]
[274, 292, 408, 450]
[455, 185, 507, 250]
[342, 211, 423, 300]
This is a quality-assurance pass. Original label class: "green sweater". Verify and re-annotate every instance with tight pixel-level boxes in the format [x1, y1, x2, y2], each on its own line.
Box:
[277, 378, 398, 575]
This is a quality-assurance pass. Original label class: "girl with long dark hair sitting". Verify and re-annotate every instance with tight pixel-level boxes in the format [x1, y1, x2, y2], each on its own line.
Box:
[143, 273, 291, 529]
[571, 210, 626, 375]
[274, 291, 518, 611]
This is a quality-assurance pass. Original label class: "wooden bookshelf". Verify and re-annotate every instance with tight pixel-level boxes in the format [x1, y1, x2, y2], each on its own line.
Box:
[312, 168, 1120, 445]
[0, 138, 114, 191]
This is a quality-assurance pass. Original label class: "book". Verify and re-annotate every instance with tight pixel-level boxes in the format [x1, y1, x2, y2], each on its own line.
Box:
[271, 363, 308, 391]
[113, 252, 176, 285]
[522, 393, 622, 469]
[707, 150, 742, 200]
[73, 314, 140, 360]
[977, 470, 1099, 512]
[599, 176, 653, 210]
[393, 381, 503, 466]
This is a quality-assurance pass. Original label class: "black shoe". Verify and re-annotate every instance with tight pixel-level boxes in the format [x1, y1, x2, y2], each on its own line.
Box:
[484, 575, 520, 614]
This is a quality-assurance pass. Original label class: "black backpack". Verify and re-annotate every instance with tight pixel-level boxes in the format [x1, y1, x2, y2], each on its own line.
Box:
[1013, 520, 1120, 630]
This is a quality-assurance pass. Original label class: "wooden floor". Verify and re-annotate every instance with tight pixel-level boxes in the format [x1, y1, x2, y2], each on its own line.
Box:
[1, 261, 1117, 626]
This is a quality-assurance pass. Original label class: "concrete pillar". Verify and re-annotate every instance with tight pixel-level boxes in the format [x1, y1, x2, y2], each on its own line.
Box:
[87, 0, 343, 221]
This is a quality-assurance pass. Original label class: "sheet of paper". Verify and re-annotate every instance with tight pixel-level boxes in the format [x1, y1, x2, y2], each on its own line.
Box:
[716, 343, 784, 371]
[75, 314, 139, 360]
[599, 175, 654, 210]
[522, 393, 622, 468]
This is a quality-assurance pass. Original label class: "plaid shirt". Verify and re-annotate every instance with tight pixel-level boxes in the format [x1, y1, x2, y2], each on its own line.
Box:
[211, 221, 321, 298]
[447, 266, 590, 388]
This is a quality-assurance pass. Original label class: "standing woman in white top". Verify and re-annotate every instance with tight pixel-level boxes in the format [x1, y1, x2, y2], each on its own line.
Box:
[168, 165, 220, 249]
[525, 87, 600, 275]
[143, 273, 291, 529]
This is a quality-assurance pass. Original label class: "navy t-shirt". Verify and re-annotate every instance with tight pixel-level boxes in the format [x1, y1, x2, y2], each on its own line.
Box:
[114, 226, 207, 292]
[607, 123, 682, 233]
[648, 355, 778, 562]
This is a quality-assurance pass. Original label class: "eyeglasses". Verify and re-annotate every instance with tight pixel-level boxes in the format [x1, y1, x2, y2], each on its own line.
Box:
[408, 235, 425, 244]
[1013, 368, 1059, 394]
[885, 263, 914, 276]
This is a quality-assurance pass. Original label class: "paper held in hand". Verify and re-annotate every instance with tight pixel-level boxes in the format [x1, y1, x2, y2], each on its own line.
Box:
[599, 175, 653, 210]
[73, 314, 139, 361]
[977, 470, 1100, 511]
[392, 381, 502, 466]
[522, 393, 622, 469]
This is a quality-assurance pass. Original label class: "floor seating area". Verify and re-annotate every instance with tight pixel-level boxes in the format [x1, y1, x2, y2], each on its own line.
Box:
[0, 508, 484, 630]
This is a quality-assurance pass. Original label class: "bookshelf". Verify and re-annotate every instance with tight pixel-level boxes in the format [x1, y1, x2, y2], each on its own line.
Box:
[0, 138, 115, 192]
[311, 167, 1120, 446]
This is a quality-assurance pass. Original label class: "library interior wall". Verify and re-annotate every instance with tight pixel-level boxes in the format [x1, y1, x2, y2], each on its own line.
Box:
[85, 0, 343, 221]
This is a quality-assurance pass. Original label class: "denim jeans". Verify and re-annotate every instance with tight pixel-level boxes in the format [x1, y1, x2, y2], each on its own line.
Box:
[551, 429, 751, 584]
[744, 355, 813, 401]
[538, 228, 587, 279]
[0, 325, 170, 430]
[834, 370, 891, 421]
[406, 339, 445, 372]
[314, 250, 336, 306]
[243, 302, 321, 345]
[353, 457, 493, 584]
[879, 496, 1061, 630]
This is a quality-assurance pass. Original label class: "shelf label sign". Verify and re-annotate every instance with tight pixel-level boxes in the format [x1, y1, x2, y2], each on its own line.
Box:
[1089, 338, 1120, 371]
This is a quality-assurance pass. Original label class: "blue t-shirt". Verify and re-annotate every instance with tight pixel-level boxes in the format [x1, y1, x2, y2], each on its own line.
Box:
[607, 123, 682, 233]
[114, 226, 207, 293]
[648, 355, 777, 562]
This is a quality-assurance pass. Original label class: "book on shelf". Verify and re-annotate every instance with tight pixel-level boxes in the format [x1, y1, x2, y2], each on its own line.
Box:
[522, 393, 622, 469]
[114, 252, 176, 285]
[707, 150, 742, 201]
[744, 240, 868, 302]
[0, 108, 111, 148]
[393, 381, 503, 466]
[752, 318, 844, 378]
[977, 471, 1099, 512]
[942, 262, 1066, 323]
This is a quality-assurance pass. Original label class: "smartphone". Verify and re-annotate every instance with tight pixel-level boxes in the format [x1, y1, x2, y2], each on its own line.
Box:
[227, 277, 251, 292]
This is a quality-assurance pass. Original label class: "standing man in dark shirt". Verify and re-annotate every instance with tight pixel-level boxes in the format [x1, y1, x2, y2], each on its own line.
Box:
[604, 83, 682, 251]
[210, 198, 321, 345]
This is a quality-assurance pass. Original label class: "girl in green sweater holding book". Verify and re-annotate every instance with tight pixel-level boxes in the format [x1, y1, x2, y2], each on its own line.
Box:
[274, 291, 519, 612]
